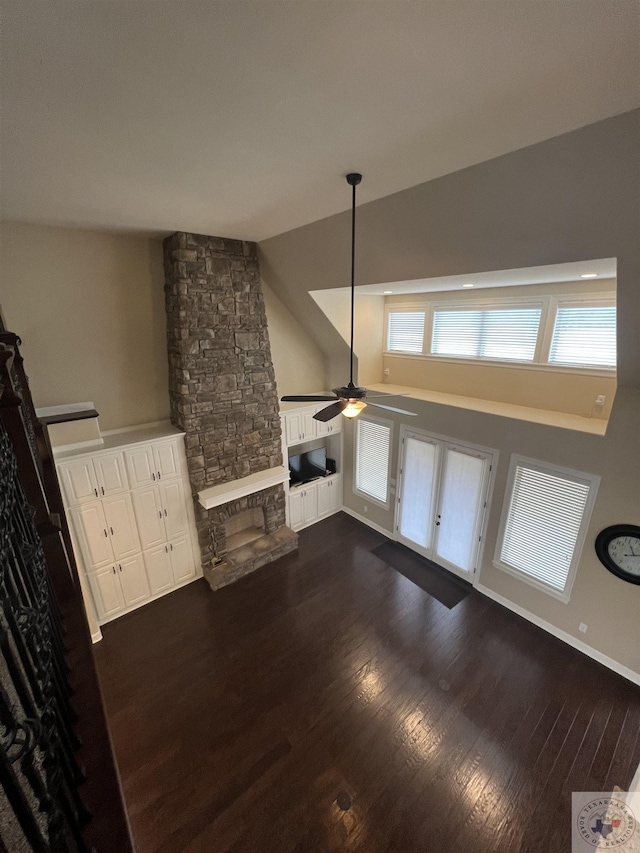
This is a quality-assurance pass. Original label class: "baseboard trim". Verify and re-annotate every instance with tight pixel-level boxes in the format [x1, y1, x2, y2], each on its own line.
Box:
[91, 629, 103, 644]
[476, 583, 640, 687]
[341, 506, 394, 539]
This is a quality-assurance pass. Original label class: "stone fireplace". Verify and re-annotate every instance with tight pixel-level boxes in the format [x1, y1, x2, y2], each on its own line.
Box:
[163, 231, 297, 590]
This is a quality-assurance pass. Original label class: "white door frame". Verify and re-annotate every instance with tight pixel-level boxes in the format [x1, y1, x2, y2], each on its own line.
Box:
[394, 424, 498, 585]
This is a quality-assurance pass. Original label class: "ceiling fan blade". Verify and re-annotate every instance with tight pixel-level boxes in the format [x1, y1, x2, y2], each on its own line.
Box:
[313, 400, 347, 422]
[367, 402, 417, 416]
[365, 393, 411, 399]
[281, 395, 338, 402]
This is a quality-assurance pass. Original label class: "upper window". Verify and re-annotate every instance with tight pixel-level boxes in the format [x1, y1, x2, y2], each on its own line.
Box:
[494, 456, 599, 602]
[384, 293, 616, 374]
[387, 311, 425, 353]
[354, 416, 392, 505]
[549, 303, 616, 368]
[431, 307, 542, 362]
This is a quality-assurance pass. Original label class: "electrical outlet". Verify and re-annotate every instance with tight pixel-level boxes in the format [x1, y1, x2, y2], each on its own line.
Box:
[595, 395, 606, 406]
[363, 505, 368, 513]
[383, 368, 390, 376]
[579, 622, 588, 633]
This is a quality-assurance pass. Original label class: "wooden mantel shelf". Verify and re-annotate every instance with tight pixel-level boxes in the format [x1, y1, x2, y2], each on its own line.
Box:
[198, 466, 289, 510]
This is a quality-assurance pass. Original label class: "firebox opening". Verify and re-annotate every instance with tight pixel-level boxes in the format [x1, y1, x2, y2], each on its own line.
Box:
[224, 508, 266, 552]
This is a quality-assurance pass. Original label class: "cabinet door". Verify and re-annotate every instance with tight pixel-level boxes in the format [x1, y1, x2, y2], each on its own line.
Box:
[71, 504, 114, 569]
[103, 494, 140, 559]
[117, 554, 150, 608]
[125, 445, 157, 488]
[93, 453, 128, 496]
[169, 537, 196, 583]
[132, 486, 166, 549]
[285, 413, 303, 445]
[288, 490, 305, 531]
[329, 475, 342, 512]
[60, 459, 99, 505]
[144, 544, 175, 596]
[154, 441, 181, 481]
[316, 479, 332, 518]
[88, 566, 124, 621]
[301, 411, 317, 442]
[303, 485, 318, 525]
[160, 479, 188, 539]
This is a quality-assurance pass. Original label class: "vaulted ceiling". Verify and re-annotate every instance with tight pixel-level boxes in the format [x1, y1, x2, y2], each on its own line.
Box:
[1, 1, 638, 241]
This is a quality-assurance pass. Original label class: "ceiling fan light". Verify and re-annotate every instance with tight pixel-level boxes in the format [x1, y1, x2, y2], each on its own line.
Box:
[342, 399, 367, 418]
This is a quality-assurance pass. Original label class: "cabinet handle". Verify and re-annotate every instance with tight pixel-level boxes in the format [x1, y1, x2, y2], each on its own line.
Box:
[110, 526, 114, 535]
[101, 486, 105, 495]
[152, 472, 156, 481]
[164, 508, 167, 517]
[94, 488, 98, 497]
[119, 564, 122, 572]
[170, 543, 173, 551]
[157, 471, 161, 480]
[104, 529, 108, 538]
[165, 545, 168, 553]
[158, 510, 162, 518]
[112, 566, 116, 574]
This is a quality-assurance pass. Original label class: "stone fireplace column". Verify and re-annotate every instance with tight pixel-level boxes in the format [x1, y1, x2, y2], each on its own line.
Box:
[164, 232, 297, 588]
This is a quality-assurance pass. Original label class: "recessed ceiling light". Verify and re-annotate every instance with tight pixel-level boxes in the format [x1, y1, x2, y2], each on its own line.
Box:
[462, 283, 475, 288]
[581, 273, 598, 278]
[383, 291, 393, 294]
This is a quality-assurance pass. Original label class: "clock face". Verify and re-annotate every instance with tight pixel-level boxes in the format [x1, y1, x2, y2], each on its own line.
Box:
[595, 525, 640, 584]
[607, 536, 640, 578]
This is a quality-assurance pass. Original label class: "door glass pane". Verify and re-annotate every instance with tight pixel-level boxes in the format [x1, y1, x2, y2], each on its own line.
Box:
[399, 437, 437, 549]
[435, 449, 485, 573]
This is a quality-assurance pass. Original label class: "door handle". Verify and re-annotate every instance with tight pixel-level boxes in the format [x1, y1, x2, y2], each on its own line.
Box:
[435, 521, 440, 526]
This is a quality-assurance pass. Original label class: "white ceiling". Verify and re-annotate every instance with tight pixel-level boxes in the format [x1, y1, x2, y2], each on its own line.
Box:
[350, 258, 618, 295]
[1, 2, 638, 242]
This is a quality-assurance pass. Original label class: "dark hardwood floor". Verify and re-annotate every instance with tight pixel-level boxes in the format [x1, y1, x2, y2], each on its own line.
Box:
[93, 513, 640, 853]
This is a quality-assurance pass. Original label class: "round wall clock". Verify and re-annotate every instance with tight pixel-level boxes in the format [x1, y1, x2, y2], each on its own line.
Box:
[595, 524, 640, 584]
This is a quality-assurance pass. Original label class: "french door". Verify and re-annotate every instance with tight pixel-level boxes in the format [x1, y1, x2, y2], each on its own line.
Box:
[396, 429, 492, 580]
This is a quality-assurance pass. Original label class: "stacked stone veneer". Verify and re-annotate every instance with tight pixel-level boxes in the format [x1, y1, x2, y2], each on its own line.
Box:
[163, 231, 297, 588]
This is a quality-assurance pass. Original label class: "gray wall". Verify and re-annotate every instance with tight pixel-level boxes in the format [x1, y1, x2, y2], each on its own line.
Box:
[260, 110, 640, 677]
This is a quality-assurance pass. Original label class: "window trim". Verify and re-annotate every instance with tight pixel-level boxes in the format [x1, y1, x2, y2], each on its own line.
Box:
[493, 454, 600, 603]
[353, 413, 393, 509]
[383, 291, 616, 376]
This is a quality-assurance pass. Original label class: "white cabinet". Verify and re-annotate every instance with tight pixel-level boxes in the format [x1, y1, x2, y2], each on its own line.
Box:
[89, 566, 125, 620]
[102, 494, 140, 559]
[117, 554, 151, 608]
[288, 474, 342, 532]
[60, 454, 128, 505]
[59, 430, 200, 627]
[317, 474, 342, 519]
[314, 409, 342, 436]
[125, 441, 181, 488]
[284, 410, 317, 445]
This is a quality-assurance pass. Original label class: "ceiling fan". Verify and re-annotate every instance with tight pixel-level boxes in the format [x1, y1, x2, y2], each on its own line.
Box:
[281, 173, 416, 423]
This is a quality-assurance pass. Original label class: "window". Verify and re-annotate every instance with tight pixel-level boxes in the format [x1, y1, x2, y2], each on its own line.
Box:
[549, 303, 616, 368]
[387, 311, 425, 353]
[355, 416, 392, 505]
[431, 306, 542, 362]
[495, 456, 599, 601]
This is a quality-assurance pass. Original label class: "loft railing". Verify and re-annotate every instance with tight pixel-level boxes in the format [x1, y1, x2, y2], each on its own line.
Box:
[0, 332, 133, 851]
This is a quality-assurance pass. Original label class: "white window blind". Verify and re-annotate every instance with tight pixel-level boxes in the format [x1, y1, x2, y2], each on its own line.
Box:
[549, 305, 616, 368]
[355, 418, 391, 504]
[431, 307, 542, 362]
[499, 463, 592, 594]
[387, 311, 425, 353]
